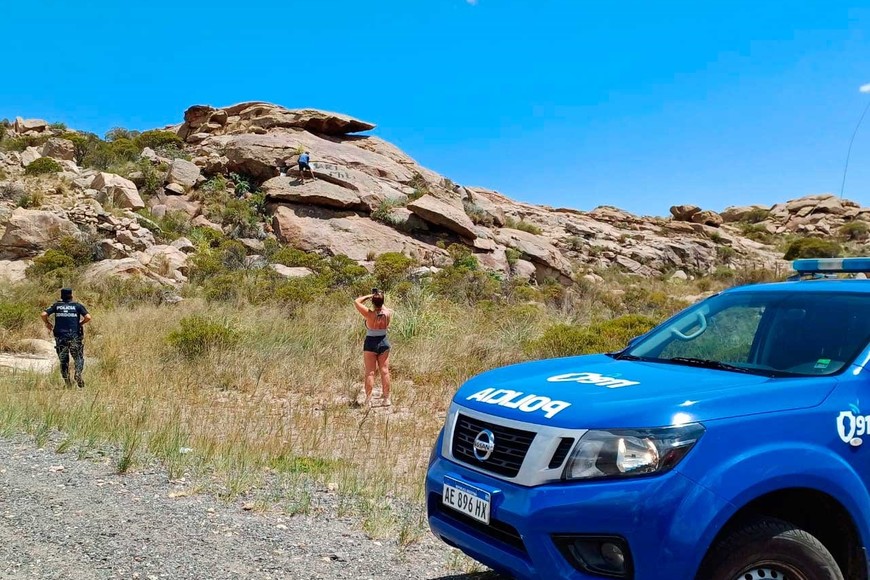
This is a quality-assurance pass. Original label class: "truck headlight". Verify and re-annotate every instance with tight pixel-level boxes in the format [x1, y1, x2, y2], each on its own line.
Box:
[563, 424, 704, 481]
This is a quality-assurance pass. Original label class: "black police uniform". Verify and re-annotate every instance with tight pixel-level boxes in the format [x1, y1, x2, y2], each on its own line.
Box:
[43, 300, 88, 387]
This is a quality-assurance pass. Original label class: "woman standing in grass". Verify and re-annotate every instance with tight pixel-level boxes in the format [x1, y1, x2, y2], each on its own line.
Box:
[354, 289, 392, 408]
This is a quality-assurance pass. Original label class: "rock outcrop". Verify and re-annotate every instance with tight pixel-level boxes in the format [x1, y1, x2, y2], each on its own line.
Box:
[5, 100, 864, 290]
[407, 194, 477, 240]
[177, 102, 375, 142]
[92, 173, 145, 211]
[0, 209, 81, 259]
[271, 204, 449, 265]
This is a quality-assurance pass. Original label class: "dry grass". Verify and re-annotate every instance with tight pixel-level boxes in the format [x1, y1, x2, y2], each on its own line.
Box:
[0, 271, 766, 540]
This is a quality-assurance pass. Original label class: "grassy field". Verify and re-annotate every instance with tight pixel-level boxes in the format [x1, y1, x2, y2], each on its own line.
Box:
[0, 262, 773, 543]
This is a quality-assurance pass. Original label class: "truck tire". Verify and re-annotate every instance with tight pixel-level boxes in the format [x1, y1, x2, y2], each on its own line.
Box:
[698, 517, 844, 580]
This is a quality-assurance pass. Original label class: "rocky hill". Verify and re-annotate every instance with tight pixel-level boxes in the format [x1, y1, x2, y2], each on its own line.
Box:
[0, 102, 865, 288]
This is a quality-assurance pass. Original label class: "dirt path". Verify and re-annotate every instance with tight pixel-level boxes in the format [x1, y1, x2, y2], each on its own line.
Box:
[0, 435, 502, 580]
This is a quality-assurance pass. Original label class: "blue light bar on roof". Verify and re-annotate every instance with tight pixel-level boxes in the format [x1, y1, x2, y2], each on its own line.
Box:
[792, 258, 870, 274]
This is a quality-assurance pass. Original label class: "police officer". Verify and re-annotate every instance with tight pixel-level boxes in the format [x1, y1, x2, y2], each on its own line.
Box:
[41, 288, 91, 388]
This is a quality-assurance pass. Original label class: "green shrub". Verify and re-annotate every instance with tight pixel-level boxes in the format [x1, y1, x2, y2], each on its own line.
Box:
[504, 217, 542, 235]
[0, 302, 31, 330]
[712, 266, 736, 280]
[189, 240, 247, 282]
[739, 223, 775, 244]
[26, 250, 76, 276]
[85, 138, 139, 169]
[840, 221, 870, 241]
[373, 252, 416, 289]
[716, 245, 736, 262]
[48, 122, 67, 133]
[134, 130, 183, 151]
[201, 272, 244, 302]
[447, 243, 478, 271]
[371, 199, 405, 226]
[229, 172, 254, 197]
[197, 175, 229, 202]
[139, 209, 190, 242]
[406, 173, 430, 201]
[739, 208, 770, 224]
[271, 247, 325, 270]
[105, 127, 140, 142]
[565, 236, 585, 251]
[0, 135, 49, 152]
[326, 255, 369, 286]
[783, 237, 842, 260]
[505, 248, 521, 266]
[526, 315, 659, 359]
[167, 315, 239, 359]
[24, 157, 62, 176]
[54, 236, 94, 266]
[15, 190, 45, 208]
[60, 132, 100, 166]
[463, 201, 493, 227]
[429, 266, 501, 303]
[274, 275, 330, 309]
[219, 197, 263, 238]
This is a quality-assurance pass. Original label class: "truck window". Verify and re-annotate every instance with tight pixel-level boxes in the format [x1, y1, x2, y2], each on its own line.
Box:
[624, 291, 870, 377]
[658, 305, 764, 363]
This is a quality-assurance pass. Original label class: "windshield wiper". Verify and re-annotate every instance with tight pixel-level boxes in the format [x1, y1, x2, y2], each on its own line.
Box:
[608, 352, 646, 361]
[666, 357, 758, 375]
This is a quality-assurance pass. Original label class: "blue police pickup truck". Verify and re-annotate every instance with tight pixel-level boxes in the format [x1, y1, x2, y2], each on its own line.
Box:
[426, 258, 870, 580]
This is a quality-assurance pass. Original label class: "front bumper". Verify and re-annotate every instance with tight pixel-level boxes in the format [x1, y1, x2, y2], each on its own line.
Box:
[426, 457, 729, 580]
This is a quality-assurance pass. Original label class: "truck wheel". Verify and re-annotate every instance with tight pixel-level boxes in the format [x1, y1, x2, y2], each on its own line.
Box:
[699, 517, 844, 580]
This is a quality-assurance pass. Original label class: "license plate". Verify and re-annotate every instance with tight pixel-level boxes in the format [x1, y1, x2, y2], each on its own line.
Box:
[442, 477, 491, 525]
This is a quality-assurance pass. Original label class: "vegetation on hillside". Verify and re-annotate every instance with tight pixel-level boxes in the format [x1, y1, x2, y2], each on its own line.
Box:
[0, 238, 779, 542]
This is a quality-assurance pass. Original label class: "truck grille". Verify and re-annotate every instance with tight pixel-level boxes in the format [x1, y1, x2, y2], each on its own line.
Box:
[451, 414, 536, 477]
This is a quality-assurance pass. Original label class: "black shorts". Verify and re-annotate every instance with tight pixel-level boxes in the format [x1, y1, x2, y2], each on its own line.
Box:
[299, 162, 311, 171]
[363, 336, 390, 354]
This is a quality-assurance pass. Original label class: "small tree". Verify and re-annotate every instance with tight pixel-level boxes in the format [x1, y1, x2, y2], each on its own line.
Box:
[24, 157, 62, 176]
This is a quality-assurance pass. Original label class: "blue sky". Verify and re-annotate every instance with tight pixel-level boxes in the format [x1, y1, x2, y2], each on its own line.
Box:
[3, 1, 870, 216]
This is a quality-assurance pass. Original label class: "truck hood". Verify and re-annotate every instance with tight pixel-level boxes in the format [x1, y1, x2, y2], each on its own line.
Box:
[453, 354, 837, 429]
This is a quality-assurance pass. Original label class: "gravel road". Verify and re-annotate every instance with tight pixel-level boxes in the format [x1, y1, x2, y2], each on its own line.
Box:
[0, 434, 504, 580]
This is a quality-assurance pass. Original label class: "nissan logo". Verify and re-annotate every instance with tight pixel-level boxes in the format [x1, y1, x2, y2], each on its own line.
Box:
[473, 429, 496, 461]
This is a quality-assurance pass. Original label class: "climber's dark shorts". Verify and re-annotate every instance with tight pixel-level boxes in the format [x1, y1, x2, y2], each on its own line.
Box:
[299, 162, 311, 172]
[363, 336, 390, 355]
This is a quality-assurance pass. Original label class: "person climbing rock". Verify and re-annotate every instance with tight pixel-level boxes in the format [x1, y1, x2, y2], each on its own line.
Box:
[298, 151, 315, 184]
[41, 288, 91, 388]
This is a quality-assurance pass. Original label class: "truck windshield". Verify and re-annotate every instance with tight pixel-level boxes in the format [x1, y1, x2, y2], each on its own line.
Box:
[618, 290, 870, 377]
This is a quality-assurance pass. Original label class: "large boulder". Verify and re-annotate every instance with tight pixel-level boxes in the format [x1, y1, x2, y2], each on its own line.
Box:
[40, 138, 75, 161]
[13, 117, 48, 134]
[690, 210, 723, 227]
[165, 158, 201, 189]
[0, 260, 31, 283]
[20, 147, 41, 167]
[465, 187, 506, 227]
[91, 173, 145, 210]
[138, 245, 189, 282]
[407, 194, 477, 239]
[493, 228, 573, 278]
[165, 196, 201, 218]
[0, 209, 81, 259]
[270, 204, 449, 264]
[269, 264, 315, 278]
[262, 176, 364, 210]
[669, 205, 701, 221]
[178, 102, 375, 141]
[81, 258, 173, 285]
[205, 132, 418, 183]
